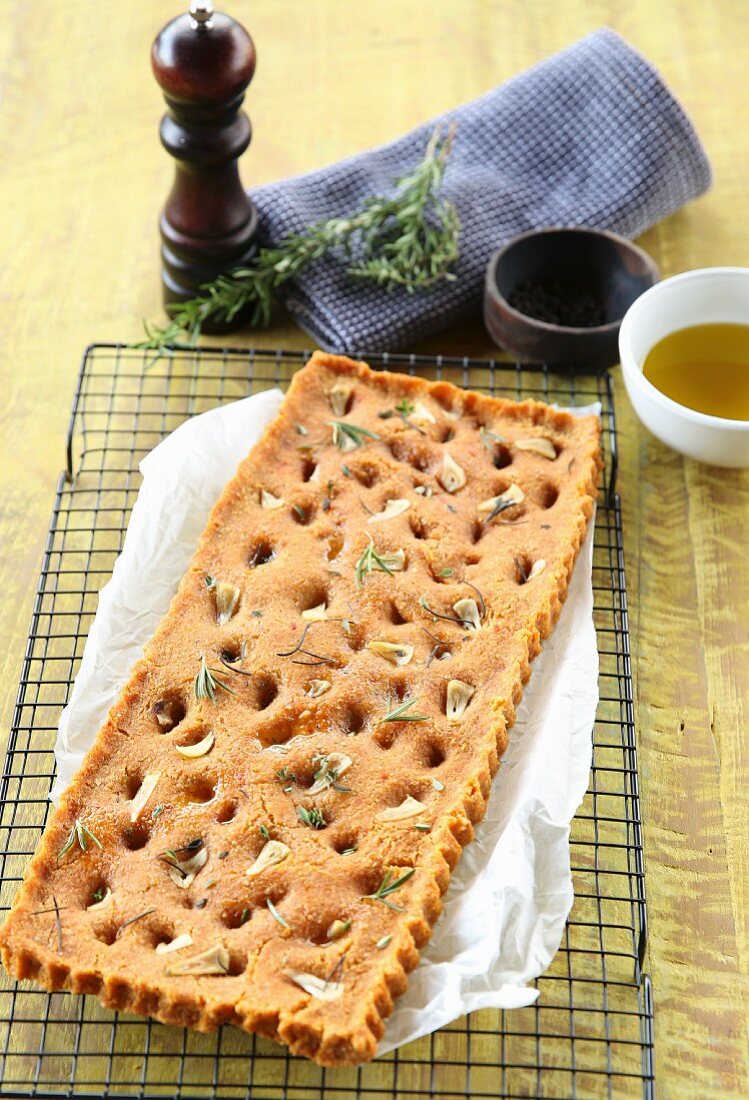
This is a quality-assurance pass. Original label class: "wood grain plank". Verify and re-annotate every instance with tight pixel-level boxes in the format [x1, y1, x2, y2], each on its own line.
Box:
[0, 1, 747, 1095]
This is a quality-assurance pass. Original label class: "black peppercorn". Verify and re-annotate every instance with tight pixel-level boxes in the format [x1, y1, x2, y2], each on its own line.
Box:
[508, 278, 607, 328]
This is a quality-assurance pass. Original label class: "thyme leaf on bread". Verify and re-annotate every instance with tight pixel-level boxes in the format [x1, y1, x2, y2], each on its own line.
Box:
[297, 805, 327, 830]
[138, 126, 459, 360]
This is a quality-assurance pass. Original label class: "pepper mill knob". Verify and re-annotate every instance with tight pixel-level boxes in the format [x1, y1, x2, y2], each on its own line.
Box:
[152, 2, 258, 329]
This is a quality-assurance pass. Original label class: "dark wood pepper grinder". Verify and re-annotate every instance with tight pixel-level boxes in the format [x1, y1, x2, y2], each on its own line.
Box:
[151, 1, 258, 329]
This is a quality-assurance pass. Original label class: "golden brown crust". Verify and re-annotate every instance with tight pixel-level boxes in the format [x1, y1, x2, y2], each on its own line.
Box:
[0, 352, 601, 1066]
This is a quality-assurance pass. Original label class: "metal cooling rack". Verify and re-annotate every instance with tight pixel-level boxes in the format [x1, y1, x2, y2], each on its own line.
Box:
[0, 345, 654, 1099]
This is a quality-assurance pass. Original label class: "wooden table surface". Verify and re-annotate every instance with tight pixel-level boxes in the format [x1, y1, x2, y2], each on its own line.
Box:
[1, 1, 747, 1096]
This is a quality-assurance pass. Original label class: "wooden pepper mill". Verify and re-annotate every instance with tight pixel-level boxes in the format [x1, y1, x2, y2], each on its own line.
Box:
[151, 0, 258, 329]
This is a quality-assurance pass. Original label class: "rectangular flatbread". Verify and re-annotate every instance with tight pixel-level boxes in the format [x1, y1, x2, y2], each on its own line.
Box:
[0, 352, 600, 1065]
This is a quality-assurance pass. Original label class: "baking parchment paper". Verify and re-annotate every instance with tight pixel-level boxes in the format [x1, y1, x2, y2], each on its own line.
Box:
[52, 388, 599, 1054]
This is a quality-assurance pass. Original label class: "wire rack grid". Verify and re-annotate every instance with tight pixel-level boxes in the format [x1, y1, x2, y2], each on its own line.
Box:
[0, 345, 653, 1099]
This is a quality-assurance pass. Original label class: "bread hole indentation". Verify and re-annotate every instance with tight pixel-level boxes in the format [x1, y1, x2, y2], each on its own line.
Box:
[388, 601, 409, 625]
[409, 514, 432, 540]
[153, 694, 187, 733]
[93, 921, 118, 946]
[124, 773, 144, 800]
[185, 775, 217, 804]
[437, 424, 454, 443]
[389, 437, 431, 471]
[351, 462, 379, 488]
[299, 579, 329, 616]
[354, 864, 402, 898]
[227, 950, 248, 976]
[308, 910, 352, 945]
[540, 482, 559, 509]
[174, 725, 214, 753]
[342, 703, 367, 735]
[331, 831, 359, 856]
[471, 520, 485, 545]
[216, 799, 238, 824]
[84, 878, 110, 910]
[222, 905, 251, 930]
[389, 676, 409, 703]
[254, 674, 278, 711]
[327, 533, 344, 562]
[492, 444, 513, 470]
[291, 501, 314, 526]
[248, 538, 275, 569]
[373, 726, 396, 750]
[122, 818, 150, 849]
[343, 622, 366, 651]
[514, 554, 537, 585]
[426, 740, 446, 768]
[123, 821, 151, 851]
[150, 922, 176, 950]
[301, 457, 317, 483]
[220, 640, 244, 665]
[255, 714, 296, 748]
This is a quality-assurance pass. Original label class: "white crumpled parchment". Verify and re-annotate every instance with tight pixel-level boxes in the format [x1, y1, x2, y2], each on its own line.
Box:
[53, 389, 599, 1054]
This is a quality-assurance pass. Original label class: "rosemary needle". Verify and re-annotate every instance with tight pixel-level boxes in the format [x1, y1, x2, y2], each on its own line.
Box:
[53, 896, 63, 954]
[382, 697, 429, 723]
[362, 868, 416, 911]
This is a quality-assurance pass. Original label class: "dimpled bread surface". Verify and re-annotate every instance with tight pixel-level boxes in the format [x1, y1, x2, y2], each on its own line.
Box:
[0, 352, 601, 1066]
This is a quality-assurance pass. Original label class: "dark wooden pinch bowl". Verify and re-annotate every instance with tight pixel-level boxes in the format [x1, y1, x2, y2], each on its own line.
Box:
[484, 227, 659, 368]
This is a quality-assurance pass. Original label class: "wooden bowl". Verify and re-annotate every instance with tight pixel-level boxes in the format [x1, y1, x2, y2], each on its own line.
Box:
[484, 227, 659, 368]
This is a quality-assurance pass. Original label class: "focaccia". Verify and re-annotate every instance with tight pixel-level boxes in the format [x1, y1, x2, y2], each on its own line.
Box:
[0, 352, 600, 1065]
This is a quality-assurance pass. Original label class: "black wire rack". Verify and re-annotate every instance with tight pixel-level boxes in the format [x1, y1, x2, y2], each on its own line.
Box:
[0, 345, 654, 1099]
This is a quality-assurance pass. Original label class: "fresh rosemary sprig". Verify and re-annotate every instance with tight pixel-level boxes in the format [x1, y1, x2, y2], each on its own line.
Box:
[355, 536, 400, 589]
[329, 420, 381, 451]
[57, 818, 103, 860]
[138, 125, 459, 359]
[194, 654, 237, 704]
[362, 867, 416, 910]
[382, 697, 429, 723]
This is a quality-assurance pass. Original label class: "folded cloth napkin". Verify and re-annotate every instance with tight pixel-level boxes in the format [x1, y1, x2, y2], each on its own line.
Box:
[252, 28, 710, 353]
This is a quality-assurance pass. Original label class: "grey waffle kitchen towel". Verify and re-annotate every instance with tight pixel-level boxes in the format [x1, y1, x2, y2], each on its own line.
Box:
[253, 28, 710, 353]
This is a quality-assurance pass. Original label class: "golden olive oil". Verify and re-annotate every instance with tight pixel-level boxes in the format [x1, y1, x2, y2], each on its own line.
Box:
[642, 323, 749, 420]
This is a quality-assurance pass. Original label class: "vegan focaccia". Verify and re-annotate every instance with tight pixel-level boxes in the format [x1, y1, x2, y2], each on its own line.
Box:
[0, 352, 600, 1066]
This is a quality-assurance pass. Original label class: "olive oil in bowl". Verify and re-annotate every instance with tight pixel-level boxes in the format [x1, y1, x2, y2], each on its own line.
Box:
[642, 323, 749, 420]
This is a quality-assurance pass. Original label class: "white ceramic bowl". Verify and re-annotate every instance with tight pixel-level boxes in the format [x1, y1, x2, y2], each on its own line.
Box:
[619, 267, 749, 467]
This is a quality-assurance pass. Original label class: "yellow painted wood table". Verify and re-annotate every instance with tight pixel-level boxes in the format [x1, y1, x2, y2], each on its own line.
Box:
[0, 2, 746, 1097]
